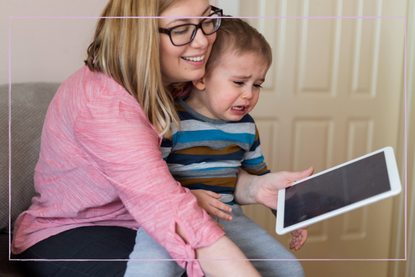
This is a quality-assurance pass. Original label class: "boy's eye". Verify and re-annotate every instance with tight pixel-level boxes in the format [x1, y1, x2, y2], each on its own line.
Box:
[234, 81, 244, 86]
[254, 84, 263, 88]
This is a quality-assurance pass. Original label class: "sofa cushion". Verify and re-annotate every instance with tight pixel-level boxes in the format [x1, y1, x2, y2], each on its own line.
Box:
[0, 83, 60, 232]
[0, 233, 26, 276]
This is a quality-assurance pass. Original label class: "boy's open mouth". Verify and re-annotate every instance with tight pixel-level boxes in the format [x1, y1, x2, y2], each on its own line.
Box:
[232, 106, 247, 111]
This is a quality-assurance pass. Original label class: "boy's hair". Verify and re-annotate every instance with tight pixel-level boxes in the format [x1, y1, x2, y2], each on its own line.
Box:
[206, 17, 272, 74]
[84, 0, 181, 138]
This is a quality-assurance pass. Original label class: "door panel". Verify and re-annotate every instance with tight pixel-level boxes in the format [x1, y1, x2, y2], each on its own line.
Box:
[239, 0, 406, 276]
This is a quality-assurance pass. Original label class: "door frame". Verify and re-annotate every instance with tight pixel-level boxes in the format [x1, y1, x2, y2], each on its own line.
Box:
[385, 0, 413, 275]
[403, 0, 414, 274]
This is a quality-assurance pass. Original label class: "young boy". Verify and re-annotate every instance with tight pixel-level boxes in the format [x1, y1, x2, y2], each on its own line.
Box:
[125, 18, 306, 277]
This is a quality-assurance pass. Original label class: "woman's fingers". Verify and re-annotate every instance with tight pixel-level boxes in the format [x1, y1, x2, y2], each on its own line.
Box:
[289, 167, 314, 183]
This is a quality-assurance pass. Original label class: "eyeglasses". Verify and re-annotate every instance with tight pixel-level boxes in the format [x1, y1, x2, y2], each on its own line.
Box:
[158, 5, 223, 46]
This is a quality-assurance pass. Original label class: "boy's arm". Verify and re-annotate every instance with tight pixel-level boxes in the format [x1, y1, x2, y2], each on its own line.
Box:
[236, 123, 313, 208]
[240, 125, 270, 176]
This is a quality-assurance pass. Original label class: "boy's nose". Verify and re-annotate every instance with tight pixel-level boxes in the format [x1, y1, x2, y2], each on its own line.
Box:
[242, 88, 253, 99]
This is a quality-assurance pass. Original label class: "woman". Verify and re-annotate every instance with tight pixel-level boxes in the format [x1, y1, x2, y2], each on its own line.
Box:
[11, 0, 311, 276]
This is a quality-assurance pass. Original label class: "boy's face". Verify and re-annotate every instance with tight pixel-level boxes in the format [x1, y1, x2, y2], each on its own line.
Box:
[188, 50, 269, 121]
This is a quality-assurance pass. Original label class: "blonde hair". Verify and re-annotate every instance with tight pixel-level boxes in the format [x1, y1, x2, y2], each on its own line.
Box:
[206, 17, 272, 74]
[85, 0, 180, 138]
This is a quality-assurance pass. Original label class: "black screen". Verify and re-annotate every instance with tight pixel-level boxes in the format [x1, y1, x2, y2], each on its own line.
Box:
[284, 152, 391, 228]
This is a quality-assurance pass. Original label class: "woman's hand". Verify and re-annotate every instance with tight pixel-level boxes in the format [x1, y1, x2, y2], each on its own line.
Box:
[234, 167, 314, 209]
[290, 226, 308, 251]
[190, 190, 233, 221]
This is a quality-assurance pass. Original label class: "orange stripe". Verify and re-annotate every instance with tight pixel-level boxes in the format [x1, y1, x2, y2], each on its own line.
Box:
[246, 166, 269, 175]
[174, 145, 242, 155]
[179, 177, 237, 188]
[175, 104, 187, 112]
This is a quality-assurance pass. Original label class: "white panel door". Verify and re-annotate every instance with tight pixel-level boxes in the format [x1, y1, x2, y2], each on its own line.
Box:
[239, 0, 406, 276]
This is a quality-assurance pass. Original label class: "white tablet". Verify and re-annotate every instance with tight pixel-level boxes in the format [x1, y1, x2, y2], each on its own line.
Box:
[276, 147, 402, 235]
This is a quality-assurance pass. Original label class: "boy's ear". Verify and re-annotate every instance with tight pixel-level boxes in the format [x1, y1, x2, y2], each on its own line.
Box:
[192, 76, 206, 91]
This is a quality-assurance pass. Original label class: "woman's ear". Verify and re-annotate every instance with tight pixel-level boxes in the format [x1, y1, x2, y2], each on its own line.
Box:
[192, 76, 206, 91]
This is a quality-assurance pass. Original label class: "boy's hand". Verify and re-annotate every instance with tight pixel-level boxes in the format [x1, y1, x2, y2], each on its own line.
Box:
[190, 190, 233, 221]
[290, 226, 308, 251]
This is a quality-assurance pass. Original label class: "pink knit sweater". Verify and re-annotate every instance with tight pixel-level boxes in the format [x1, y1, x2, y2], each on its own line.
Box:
[12, 66, 224, 277]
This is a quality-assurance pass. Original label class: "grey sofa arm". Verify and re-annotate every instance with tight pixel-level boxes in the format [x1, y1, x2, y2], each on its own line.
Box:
[0, 82, 60, 232]
[0, 82, 60, 277]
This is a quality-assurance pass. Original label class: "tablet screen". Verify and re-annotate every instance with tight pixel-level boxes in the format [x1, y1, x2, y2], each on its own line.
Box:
[283, 152, 391, 228]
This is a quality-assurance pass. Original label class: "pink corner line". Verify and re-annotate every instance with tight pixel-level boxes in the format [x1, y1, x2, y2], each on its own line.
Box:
[9, 16, 406, 19]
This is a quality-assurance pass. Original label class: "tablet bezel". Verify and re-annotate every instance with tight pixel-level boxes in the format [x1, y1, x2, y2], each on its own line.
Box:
[276, 146, 402, 235]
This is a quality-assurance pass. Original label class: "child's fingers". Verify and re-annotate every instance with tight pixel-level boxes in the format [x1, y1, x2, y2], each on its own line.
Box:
[190, 189, 233, 220]
[289, 228, 307, 250]
[209, 198, 232, 213]
[204, 190, 222, 199]
[291, 239, 301, 250]
[208, 207, 232, 221]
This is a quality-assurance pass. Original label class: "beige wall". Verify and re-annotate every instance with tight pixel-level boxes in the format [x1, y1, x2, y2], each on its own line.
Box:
[0, 0, 107, 86]
[0, 0, 235, 86]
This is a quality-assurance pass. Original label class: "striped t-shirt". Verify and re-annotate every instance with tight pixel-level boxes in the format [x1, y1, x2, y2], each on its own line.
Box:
[160, 98, 270, 202]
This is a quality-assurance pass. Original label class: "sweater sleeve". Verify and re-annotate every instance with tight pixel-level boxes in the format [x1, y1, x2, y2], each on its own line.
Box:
[241, 125, 270, 176]
[73, 90, 224, 277]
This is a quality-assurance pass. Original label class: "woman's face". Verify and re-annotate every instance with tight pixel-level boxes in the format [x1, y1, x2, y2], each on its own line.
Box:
[159, 0, 216, 85]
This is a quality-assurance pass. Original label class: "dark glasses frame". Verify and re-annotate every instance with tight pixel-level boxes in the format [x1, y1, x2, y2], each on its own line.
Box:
[158, 5, 223, 46]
